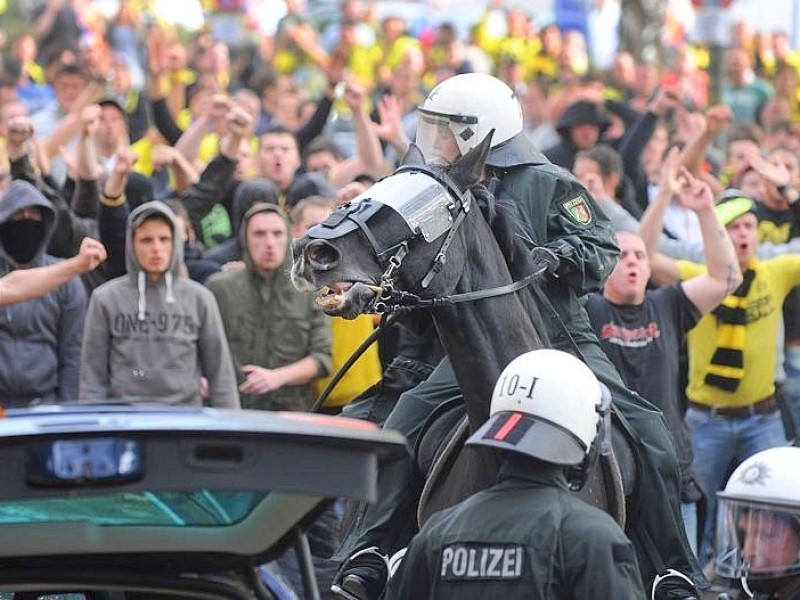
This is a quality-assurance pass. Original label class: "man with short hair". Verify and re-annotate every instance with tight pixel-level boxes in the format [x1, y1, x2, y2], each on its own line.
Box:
[257, 125, 335, 211]
[640, 188, 797, 564]
[586, 170, 742, 554]
[207, 203, 332, 411]
[79, 202, 239, 407]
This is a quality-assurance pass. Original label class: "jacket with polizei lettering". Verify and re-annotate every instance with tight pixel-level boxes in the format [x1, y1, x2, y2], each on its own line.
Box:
[79, 202, 239, 407]
[385, 460, 645, 600]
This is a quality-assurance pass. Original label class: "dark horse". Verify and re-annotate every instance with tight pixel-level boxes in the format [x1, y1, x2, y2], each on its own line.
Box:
[292, 134, 631, 531]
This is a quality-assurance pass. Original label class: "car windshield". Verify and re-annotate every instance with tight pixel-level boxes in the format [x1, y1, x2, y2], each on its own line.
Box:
[0, 490, 265, 526]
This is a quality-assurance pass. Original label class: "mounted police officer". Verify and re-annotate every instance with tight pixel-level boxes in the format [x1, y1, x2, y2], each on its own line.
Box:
[384, 349, 646, 599]
[332, 73, 705, 600]
[715, 446, 800, 600]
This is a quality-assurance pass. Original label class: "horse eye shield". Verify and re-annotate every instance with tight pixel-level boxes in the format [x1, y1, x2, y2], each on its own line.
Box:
[308, 170, 455, 243]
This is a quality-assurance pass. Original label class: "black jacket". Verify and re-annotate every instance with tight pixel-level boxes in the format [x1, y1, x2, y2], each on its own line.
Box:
[386, 460, 645, 599]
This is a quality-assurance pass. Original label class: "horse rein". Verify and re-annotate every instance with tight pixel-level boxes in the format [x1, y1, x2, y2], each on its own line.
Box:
[372, 264, 547, 315]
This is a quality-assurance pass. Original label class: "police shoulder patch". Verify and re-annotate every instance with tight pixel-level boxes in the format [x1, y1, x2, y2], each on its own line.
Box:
[439, 543, 525, 581]
[561, 195, 593, 226]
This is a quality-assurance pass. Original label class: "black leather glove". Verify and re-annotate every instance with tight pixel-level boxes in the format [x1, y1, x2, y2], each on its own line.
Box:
[531, 246, 560, 278]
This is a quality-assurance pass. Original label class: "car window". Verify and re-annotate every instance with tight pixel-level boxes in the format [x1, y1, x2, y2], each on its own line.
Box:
[0, 491, 265, 526]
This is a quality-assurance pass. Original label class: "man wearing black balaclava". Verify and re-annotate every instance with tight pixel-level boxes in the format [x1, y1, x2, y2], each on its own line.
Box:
[0, 180, 88, 407]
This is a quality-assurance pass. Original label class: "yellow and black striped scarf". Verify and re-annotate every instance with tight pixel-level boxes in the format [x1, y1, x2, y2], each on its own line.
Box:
[704, 269, 755, 392]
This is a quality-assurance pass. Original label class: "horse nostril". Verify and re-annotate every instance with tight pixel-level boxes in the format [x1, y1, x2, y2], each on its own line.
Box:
[305, 240, 341, 271]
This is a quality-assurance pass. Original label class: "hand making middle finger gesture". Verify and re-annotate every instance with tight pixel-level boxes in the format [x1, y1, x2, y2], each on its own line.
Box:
[676, 167, 714, 213]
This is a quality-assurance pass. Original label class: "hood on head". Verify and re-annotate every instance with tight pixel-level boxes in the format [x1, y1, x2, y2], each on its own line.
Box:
[239, 202, 291, 273]
[231, 179, 280, 236]
[0, 180, 56, 267]
[126, 201, 184, 320]
[126, 201, 184, 278]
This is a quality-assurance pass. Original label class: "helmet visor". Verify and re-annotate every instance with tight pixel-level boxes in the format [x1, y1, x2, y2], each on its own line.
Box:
[716, 497, 800, 580]
[466, 411, 587, 466]
[416, 109, 478, 166]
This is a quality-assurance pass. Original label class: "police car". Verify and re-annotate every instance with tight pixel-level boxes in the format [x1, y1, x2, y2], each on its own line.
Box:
[0, 405, 406, 599]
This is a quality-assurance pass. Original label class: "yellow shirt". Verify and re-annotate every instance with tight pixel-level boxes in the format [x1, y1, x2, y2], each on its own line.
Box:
[313, 315, 382, 408]
[678, 256, 800, 407]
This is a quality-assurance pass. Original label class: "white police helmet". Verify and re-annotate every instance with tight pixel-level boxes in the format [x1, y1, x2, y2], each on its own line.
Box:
[466, 349, 608, 468]
[417, 73, 524, 166]
[716, 446, 800, 589]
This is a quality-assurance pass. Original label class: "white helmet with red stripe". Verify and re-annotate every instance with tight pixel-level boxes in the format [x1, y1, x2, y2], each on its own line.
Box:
[467, 349, 609, 471]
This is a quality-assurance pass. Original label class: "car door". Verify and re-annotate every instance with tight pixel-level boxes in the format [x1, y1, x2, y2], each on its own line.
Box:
[0, 406, 407, 599]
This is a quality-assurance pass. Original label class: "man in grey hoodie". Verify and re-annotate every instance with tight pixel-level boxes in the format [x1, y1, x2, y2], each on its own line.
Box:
[0, 180, 88, 407]
[79, 201, 239, 407]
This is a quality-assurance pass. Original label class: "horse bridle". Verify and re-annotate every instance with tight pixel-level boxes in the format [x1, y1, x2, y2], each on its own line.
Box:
[308, 165, 544, 315]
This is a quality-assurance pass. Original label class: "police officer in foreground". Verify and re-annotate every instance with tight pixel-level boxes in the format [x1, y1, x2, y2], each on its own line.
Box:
[383, 349, 646, 599]
[715, 446, 800, 599]
[333, 73, 704, 600]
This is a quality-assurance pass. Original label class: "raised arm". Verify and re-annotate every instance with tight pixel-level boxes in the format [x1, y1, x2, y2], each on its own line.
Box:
[181, 105, 249, 234]
[0, 237, 106, 306]
[98, 150, 136, 279]
[328, 80, 386, 188]
[679, 104, 730, 197]
[639, 146, 683, 284]
[678, 170, 743, 314]
[174, 93, 231, 169]
[372, 93, 411, 160]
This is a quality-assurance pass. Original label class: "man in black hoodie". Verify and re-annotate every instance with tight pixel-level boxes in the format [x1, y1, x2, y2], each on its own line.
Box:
[0, 180, 88, 406]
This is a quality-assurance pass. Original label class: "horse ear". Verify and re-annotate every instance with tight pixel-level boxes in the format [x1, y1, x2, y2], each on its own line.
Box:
[400, 142, 426, 166]
[450, 130, 494, 190]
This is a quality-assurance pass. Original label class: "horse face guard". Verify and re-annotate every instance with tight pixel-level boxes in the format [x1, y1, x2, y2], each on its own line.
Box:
[306, 166, 473, 313]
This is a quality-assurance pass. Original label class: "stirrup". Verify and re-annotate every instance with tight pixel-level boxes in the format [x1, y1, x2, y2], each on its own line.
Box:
[651, 568, 700, 600]
[331, 546, 390, 600]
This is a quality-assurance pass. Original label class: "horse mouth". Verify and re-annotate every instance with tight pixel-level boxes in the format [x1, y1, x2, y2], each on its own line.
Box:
[316, 282, 381, 318]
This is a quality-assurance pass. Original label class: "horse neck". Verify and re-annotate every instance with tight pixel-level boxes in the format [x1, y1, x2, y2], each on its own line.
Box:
[430, 223, 544, 431]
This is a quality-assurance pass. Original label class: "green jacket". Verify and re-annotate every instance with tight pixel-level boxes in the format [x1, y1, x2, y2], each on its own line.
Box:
[490, 161, 619, 347]
[207, 204, 332, 411]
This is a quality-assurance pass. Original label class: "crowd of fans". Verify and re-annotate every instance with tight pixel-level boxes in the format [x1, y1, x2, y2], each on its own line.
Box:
[2, 0, 800, 593]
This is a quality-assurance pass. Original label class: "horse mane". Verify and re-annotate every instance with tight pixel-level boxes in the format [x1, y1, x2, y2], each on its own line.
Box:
[472, 182, 551, 345]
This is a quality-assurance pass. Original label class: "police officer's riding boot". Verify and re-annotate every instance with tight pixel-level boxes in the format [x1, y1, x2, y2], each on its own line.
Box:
[652, 569, 701, 600]
[331, 547, 389, 600]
